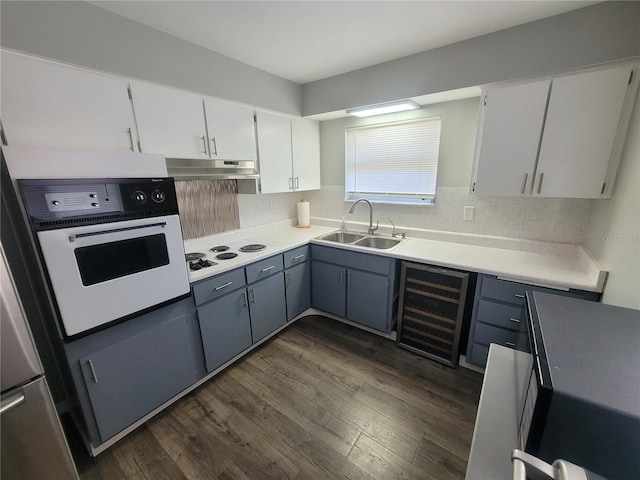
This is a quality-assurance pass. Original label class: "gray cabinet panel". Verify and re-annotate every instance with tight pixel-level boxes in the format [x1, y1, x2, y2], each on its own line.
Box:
[311, 260, 346, 317]
[285, 261, 311, 321]
[79, 314, 198, 442]
[475, 299, 523, 331]
[473, 322, 519, 348]
[311, 245, 391, 275]
[346, 269, 389, 332]
[249, 273, 287, 343]
[284, 245, 309, 268]
[198, 290, 252, 373]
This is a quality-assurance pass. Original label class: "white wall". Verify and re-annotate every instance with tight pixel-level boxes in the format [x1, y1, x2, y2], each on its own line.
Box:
[584, 91, 640, 309]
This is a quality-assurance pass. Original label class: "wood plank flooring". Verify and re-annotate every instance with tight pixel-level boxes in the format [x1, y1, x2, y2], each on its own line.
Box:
[67, 315, 483, 480]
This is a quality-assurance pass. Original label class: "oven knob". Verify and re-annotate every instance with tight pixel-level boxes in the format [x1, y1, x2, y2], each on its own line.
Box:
[51, 200, 61, 206]
[151, 189, 166, 203]
[91, 202, 99, 207]
[132, 191, 146, 204]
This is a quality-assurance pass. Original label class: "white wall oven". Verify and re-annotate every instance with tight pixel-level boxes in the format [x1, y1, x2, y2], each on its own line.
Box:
[18, 177, 189, 338]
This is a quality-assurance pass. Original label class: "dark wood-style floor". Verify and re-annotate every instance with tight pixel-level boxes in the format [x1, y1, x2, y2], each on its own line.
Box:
[67, 315, 483, 480]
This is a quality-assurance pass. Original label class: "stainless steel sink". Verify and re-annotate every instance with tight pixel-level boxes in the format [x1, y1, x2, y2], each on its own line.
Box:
[318, 231, 365, 244]
[354, 236, 402, 249]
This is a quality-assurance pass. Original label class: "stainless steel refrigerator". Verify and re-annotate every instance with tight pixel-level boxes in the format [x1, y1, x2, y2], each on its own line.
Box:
[1, 245, 78, 480]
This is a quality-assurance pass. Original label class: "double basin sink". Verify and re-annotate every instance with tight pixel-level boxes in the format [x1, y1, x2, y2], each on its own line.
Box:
[315, 231, 404, 250]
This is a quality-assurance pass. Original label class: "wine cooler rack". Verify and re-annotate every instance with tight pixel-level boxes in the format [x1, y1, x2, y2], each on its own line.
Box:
[396, 262, 470, 367]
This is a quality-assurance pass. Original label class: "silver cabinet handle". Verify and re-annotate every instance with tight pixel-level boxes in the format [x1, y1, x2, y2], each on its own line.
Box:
[127, 127, 135, 152]
[241, 290, 248, 308]
[514, 293, 525, 299]
[260, 265, 276, 273]
[289, 177, 294, 191]
[509, 317, 521, 323]
[520, 173, 528, 194]
[285, 272, 291, 287]
[88, 359, 99, 383]
[536, 172, 544, 194]
[295, 176, 300, 189]
[214, 281, 233, 291]
[201, 136, 208, 155]
[249, 288, 256, 304]
[505, 342, 516, 348]
[210, 137, 218, 156]
[0, 392, 25, 414]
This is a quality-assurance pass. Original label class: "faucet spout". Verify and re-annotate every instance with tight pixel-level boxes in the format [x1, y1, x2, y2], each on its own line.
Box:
[349, 199, 378, 234]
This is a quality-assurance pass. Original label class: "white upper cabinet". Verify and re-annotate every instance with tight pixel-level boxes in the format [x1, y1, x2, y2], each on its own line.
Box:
[471, 79, 550, 196]
[130, 82, 257, 161]
[291, 118, 321, 192]
[1, 50, 138, 152]
[129, 82, 209, 159]
[534, 65, 635, 198]
[256, 111, 321, 194]
[471, 62, 638, 198]
[204, 99, 257, 162]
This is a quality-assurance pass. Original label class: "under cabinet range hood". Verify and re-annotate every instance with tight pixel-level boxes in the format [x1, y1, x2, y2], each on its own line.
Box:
[165, 158, 260, 180]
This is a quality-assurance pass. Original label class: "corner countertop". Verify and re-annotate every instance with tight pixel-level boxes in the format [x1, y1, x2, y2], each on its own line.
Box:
[184, 220, 606, 292]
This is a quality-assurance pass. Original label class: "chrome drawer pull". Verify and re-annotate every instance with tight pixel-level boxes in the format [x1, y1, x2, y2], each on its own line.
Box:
[293, 254, 305, 260]
[514, 293, 525, 299]
[88, 359, 99, 383]
[0, 392, 25, 414]
[509, 317, 521, 323]
[214, 281, 233, 291]
[505, 342, 516, 348]
[260, 265, 276, 273]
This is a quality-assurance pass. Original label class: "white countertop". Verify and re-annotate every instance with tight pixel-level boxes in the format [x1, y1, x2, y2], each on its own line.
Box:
[184, 220, 606, 292]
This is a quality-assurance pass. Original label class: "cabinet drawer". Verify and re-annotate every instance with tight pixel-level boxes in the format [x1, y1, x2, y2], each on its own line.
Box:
[476, 299, 523, 331]
[284, 246, 309, 268]
[245, 255, 283, 284]
[311, 245, 392, 275]
[474, 322, 518, 349]
[192, 268, 246, 306]
[480, 277, 530, 306]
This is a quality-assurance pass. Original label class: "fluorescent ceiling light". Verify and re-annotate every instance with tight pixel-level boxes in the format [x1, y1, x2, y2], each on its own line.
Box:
[346, 100, 420, 117]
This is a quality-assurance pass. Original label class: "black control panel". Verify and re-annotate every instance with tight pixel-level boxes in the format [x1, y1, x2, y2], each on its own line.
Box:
[18, 177, 180, 230]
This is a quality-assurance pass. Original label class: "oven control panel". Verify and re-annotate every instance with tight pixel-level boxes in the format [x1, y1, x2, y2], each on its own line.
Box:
[18, 178, 179, 230]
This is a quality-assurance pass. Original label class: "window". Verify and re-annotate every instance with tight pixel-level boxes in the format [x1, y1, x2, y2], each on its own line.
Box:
[345, 117, 441, 205]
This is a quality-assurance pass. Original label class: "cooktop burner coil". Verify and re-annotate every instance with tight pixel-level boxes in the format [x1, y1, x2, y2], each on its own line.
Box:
[185, 252, 205, 262]
[209, 246, 230, 252]
[216, 252, 238, 260]
[239, 244, 266, 252]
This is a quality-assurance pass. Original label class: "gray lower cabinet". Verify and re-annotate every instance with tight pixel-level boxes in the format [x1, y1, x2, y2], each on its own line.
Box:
[198, 288, 252, 373]
[311, 245, 399, 333]
[284, 246, 311, 321]
[466, 274, 600, 367]
[64, 298, 203, 446]
[249, 272, 287, 342]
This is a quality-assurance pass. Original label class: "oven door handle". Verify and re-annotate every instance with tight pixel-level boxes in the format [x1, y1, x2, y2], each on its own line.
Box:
[68, 222, 167, 242]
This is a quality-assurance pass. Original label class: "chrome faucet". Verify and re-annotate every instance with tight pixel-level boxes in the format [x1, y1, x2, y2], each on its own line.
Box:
[349, 199, 378, 234]
[381, 216, 406, 239]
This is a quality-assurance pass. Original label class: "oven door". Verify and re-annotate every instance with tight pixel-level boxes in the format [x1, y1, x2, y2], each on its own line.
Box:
[36, 215, 189, 336]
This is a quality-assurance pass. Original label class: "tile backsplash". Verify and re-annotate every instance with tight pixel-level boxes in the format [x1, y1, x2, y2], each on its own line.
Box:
[175, 180, 240, 239]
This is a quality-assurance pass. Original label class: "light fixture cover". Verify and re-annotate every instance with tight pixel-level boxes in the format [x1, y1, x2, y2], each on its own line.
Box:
[346, 99, 420, 117]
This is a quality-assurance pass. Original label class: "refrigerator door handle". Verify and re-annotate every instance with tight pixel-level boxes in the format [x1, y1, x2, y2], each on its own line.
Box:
[0, 391, 25, 414]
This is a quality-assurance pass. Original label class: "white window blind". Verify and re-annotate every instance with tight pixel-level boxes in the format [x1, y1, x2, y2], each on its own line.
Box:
[346, 117, 441, 204]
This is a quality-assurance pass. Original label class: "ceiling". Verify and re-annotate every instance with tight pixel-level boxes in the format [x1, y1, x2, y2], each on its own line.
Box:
[91, 1, 598, 85]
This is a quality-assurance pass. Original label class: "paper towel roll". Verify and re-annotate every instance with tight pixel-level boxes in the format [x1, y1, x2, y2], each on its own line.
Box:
[297, 200, 310, 227]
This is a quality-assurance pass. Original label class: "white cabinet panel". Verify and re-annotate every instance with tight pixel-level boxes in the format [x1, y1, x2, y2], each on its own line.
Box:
[534, 65, 634, 198]
[256, 111, 293, 194]
[204, 99, 257, 161]
[291, 118, 321, 191]
[130, 82, 209, 159]
[1, 51, 137, 152]
[472, 80, 550, 196]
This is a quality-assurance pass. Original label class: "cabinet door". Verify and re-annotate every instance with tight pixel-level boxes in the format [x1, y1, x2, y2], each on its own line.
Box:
[534, 65, 634, 198]
[249, 273, 287, 343]
[198, 289, 252, 373]
[346, 269, 389, 332]
[256, 111, 293, 194]
[472, 79, 550, 196]
[79, 314, 198, 442]
[291, 118, 321, 191]
[311, 261, 346, 317]
[130, 81, 209, 159]
[285, 262, 311, 321]
[204, 99, 257, 161]
[1, 51, 138, 152]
